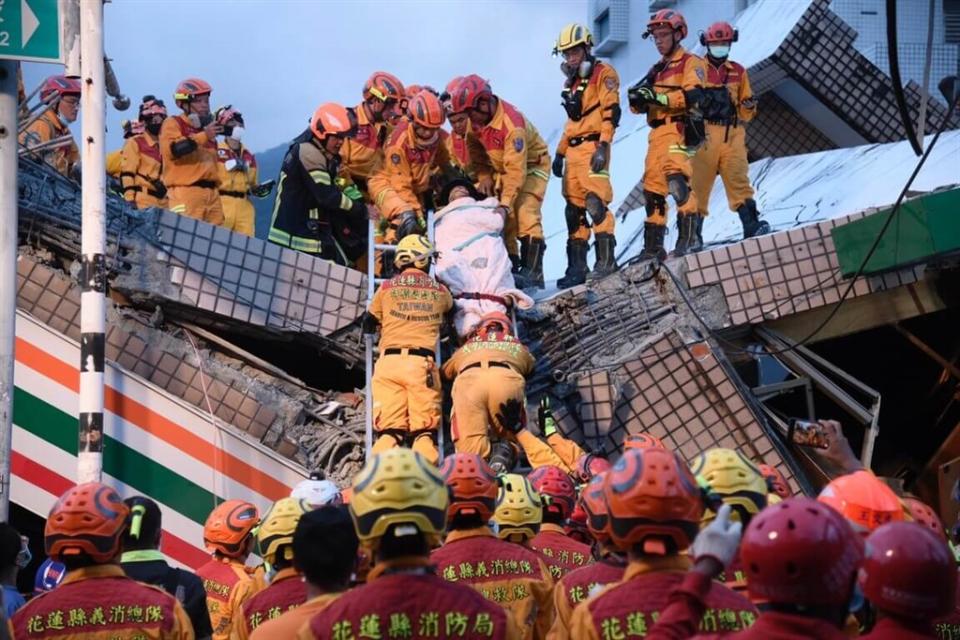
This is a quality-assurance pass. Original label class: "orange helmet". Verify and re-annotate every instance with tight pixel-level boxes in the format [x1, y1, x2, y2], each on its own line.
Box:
[645, 9, 688, 39]
[604, 448, 703, 554]
[476, 312, 512, 337]
[580, 473, 611, 544]
[173, 77, 212, 102]
[39, 76, 81, 103]
[817, 470, 905, 534]
[439, 453, 499, 523]
[203, 500, 260, 557]
[449, 74, 492, 115]
[623, 433, 666, 451]
[903, 496, 947, 542]
[528, 465, 577, 520]
[408, 90, 445, 129]
[758, 463, 791, 499]
[700, 21, 738, 45]
[575, 453, 611, 484]
[363, 71, 405, 103]
[311, 103, 355, 142]
[45, 483, 130, 564]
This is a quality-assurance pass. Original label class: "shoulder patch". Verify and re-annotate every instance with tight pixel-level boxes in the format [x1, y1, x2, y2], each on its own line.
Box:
[695, 67, 706, 82]
[604, 77, 617, 91]
[391, 153, 402, 165]
[513, 137, 524, 152]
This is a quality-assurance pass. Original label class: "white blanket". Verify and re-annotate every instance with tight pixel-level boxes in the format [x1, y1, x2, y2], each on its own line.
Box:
[434, 196, 534, 337]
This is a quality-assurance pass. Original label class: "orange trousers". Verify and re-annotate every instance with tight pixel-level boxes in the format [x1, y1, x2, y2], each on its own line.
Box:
[691, 123, 754, 217]
[503, 166, 548, 256]
[168, 185, 225, 225]
[372, 353, 440, 464]
[643, 123, 698, 226]
[221, 194, 255, 236]
[562, 141, 615, 242]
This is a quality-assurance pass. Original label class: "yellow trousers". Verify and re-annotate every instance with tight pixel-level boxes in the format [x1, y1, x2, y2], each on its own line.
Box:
[562, 141, 615, 241]
[372, 353, 440, 464]
[642, 123, 698, 225]
[691, 122, 754, 217]
[503, 165, 548, 256]
[168, 185, 225, 226]
[220, 194, 255, 236]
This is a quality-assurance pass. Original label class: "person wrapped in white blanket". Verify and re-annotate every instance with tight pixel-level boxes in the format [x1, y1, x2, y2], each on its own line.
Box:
[434, 177, 534, 339]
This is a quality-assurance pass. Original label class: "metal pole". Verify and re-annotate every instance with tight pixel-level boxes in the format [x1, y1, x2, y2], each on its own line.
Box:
[0, 61, 20, 520]
[364, 220, 375, 457]
[78, 0, 107, 483]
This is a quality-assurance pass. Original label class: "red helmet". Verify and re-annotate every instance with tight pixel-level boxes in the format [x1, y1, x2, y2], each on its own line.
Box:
[311, 103, 355, 142]
[859, 521, 956, 618]
[363, 71, 405, 103]
[575, 454, 611, 484]
[203, 499, 260, 558]
[741, 498, 863, 606]
[758, 463, 791, 500]
[566, 501, 591, 546]
[39, 76, 81, 103]
[603, 448, 703, 555]
[818, 471, 904, 534]
[440, 76, 464, 113]
[173, 77, 212, 102]
[45, 483, 129, 564]
[700, 21, 738, 46]
[623, 433, 666, 451]
[528, 465, 577, 521]
[408, 90, 445, 129]
[580, 473, 611, 544]
[439, 453, 499, 523]
[903, 496, 947, 542]
[449, 74, 492, 115]
[645, 9, 688, 40]
[476, 312, 513, 337]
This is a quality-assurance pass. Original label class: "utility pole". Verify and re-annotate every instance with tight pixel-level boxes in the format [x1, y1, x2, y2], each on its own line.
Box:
[78, 0, 106, 483]
[0, 61, 18, 519]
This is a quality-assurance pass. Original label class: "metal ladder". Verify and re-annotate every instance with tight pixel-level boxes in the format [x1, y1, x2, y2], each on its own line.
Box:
[364, 212, 445, 462]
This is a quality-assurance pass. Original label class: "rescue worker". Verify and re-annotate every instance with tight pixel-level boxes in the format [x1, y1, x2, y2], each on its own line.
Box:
[120, 496, 212, 639]
[268, 102, 370, 265]
[441, 77, 495, 192]
[564, 448, 757, 640]
[859, 522, 956, 639]
[249, 506, 357, 639]
[818, 469, 905, 534]
[547, 472, 626, 638]
[232, 498, 309, 640]
[626, 10, 706, 259]
[691, 21, 769, 240]
[432, 454, 555, 640]
[552, 24, 622, 287]
[215, 106, 271, 237]
[442, 313, 570, 472]
[537, 396, 593, 474]
[159, 78, 224, 224]
[363, 235, 452, 464]
[19, 75, 81, 178]
[341, 71, 406, 193]
[758, 462, 791, 500]
[450, 75, 550, 289]
[9, 482, 193, 639]
[493, 473, 545, 547]
[195, 500, 263, 640]
[107, 119, 140, 184]
[120, 96, 169, 210]
[528, 465, 593, 579]
[302, 448, 522, 640]
[368, 90, 451, 241]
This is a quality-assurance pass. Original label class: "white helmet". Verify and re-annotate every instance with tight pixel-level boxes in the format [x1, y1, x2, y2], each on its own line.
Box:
[291, 474, 342, 508]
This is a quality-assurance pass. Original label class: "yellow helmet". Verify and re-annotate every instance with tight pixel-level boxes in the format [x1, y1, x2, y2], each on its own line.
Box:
[493, 473, 543, 542]
[690, 448, 768, 525]
[554, 23, 594, 55]
[349, 448, 448, 550]
[256, 497, 308, 567]
[393, 234, 435, 270]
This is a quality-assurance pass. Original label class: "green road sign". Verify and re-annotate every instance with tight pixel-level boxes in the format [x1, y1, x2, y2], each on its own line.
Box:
[0, 0, 62, 63]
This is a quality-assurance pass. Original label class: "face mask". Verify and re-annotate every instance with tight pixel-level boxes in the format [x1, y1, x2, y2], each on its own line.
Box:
[228, 126, 244, 142]
[708, 45, 730, 58]
[146, 122, 162, 136]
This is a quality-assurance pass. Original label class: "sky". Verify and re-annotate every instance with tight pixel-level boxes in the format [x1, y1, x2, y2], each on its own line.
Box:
[22, 0, 587, 153]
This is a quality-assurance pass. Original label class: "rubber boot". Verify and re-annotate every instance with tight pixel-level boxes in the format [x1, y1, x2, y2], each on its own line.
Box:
[516, 236, 545, 290]
[510, 252, 528, 289]
[488, 440, 518, 475]
[738, 198, 770, 238]
[590, 233, 617, 279]
[638, 223, 666, 262]
[557, 239, 589, 288]
[674, 213, 701, 256]
[695, 215, 704, 249]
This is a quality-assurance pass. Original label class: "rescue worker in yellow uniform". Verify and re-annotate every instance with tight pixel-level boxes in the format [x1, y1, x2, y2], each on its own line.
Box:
[107, 120, 139, 182]
[195, 500, 264, 640]
[441, 77, 496, 194]
[691, 22, 770, 240]
[450, 75, 550, 289]
[121, 96, 168, 210]
[160, 78, 224, 225]
[552, 24, 622, 287]
[341, 71, 406, 191]
[493, 473, 544, 548]
[368, 90, 451, 241]
[432, 454, 556, 640]
[19, 76, 81, 179]
[301, 448, 522, 640]
[626, 9, 706, 259]
[363, 235, 452, 464]
[9, 483, 193, 639]
[214, 106, 272, 237]
[528, 466, 593, 580]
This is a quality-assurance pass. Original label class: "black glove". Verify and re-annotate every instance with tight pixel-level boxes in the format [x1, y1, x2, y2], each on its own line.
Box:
[251, 179, 275, 199]
[395, 210, 422, 239]
[537, 396, 558, 437]
[361, 311, 379, 335]
[495, 398, 525, 434]
[151, 179, 167, 198]
[590, 142, 609, 173]
[552, 153, 565, 178]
